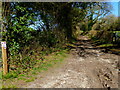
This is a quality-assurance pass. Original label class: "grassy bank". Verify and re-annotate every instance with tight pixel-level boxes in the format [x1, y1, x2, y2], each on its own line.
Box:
[2, 49, 69, 88]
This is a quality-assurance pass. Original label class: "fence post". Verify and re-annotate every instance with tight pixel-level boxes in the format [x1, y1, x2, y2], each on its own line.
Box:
[1, 41, 8, 75]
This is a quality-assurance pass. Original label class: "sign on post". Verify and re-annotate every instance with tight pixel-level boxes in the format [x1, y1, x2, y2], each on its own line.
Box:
[1, 41, 8, 75]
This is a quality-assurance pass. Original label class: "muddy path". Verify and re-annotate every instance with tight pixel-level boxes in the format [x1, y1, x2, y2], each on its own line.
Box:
[23, 36, 119, 88]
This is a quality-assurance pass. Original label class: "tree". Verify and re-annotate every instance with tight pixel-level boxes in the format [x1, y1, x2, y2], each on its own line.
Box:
[2, 2, 114, 73]
[81, 2, 112, 32]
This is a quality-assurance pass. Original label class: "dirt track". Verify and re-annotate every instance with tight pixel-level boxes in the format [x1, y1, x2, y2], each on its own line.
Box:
[23, 36, 119, 88]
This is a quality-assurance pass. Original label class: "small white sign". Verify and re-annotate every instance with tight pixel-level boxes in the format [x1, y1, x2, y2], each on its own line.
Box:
[1, 41, 7, 49]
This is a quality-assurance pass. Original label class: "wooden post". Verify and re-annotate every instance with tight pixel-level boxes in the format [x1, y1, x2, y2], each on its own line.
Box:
[1, 41, 8, 75]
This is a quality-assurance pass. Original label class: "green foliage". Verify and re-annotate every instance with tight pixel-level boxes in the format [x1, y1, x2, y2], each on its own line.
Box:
[2, 3, 39, 75]
[2, 49, 68, 81]
[2, 2, 114, 77]
[90, 15, 120, 46]
[3, 72, 18, 79]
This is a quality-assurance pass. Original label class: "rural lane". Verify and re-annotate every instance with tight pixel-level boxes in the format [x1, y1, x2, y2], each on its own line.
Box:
[23, 36, 119, 88]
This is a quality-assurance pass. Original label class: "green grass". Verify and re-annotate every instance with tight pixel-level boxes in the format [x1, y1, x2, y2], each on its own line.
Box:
[3, 72, 18, 79]
[40, 67, 48, 71]
[98, 44, 114, 47]
[2, 49, 69, 88]
[33, 50, 68, 72]
[25, 77, 35, 82]
[17, 77, 26, 80]
[3, 49, 68, 79]
[2, 85, 18, 88]
[46, 63, 52, 67]
[19, 74, 25, 77]
[32, 71, 37, 75]
[0, 71, 2, 79]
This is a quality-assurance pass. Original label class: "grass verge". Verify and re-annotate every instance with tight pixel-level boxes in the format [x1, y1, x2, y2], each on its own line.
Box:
[2, 49, 69, 88]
